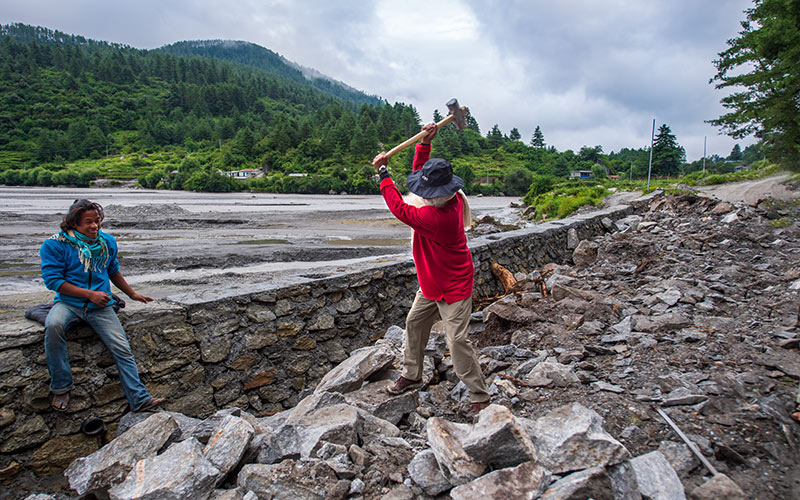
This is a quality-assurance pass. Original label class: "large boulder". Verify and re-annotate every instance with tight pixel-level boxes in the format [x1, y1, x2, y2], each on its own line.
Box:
[65, 412, 178, 495]
[237, 460, 349, 500]
[427, 418, 486, 485]
[407, 449, 452, 496]
[108, 438, 219, 500]
[203, 415, 255, 483]
[524, 402, 631, 474]
[630, 451, 686, 500]
[540, 466, 613, 500]
[460, 405, 538, 468]
[313, 342, 394, 395]
[450, 461, 550, 500]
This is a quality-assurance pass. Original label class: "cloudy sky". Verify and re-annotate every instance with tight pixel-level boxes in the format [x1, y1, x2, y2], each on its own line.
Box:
[1, 0, 756, 161]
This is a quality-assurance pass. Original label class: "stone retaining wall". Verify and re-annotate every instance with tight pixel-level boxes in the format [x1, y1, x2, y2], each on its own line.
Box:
[0, 204, 632, 481]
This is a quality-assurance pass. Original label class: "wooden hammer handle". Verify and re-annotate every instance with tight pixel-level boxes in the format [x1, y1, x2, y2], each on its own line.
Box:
[384, 113, 457, 159]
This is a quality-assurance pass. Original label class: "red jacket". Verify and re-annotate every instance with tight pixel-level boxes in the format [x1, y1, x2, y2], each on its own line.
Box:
[380, 143, 474, 303]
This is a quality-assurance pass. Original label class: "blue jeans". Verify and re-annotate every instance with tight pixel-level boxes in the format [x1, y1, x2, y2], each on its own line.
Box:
[44, 302, 152, 410]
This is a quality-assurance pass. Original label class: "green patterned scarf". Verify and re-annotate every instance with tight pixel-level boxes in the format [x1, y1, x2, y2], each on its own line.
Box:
[52, 229, 110, 272]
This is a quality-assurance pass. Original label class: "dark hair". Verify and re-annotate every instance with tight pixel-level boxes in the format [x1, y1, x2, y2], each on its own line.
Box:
[61, 199, 105, 232]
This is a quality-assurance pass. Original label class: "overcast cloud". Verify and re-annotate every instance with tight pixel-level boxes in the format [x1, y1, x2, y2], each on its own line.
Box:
[1, 0, 756, 160]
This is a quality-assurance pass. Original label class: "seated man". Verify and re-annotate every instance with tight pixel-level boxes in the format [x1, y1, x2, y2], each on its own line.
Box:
[40, 199, 163, 412]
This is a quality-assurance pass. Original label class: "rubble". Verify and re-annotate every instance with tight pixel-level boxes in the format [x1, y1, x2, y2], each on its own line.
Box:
[20, 192, 800, 499]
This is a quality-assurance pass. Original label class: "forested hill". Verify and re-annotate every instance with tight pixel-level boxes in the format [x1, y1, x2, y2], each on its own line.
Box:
[0, 23, 431, 192]
[0, 23, 758, 197]
[160, 40, 381, 107]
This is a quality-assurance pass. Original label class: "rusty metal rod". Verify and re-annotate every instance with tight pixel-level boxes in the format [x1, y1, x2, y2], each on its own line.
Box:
[655, 407, 718, 476]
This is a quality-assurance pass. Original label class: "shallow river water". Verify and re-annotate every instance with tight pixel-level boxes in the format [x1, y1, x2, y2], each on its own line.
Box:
[0, 187, 523, 303]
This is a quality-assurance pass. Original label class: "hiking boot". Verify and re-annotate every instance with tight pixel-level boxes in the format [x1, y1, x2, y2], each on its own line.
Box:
[386, 376, 421, 395]
[465, 401, 490, 420]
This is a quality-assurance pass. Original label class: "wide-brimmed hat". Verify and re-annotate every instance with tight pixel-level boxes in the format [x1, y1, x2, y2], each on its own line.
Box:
[406, 158, 464, 199]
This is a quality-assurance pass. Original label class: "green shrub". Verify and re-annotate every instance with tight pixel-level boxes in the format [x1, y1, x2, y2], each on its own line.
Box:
[503, 167, 533, 196]
[701, 174, 728, 186]
[557, 195, 594, 218]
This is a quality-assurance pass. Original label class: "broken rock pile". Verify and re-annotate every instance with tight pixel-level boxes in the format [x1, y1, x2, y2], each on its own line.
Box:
[25, 192, 800, 499]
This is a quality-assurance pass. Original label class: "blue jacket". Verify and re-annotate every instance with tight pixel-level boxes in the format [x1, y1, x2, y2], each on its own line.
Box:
[40, 232, 120, 309]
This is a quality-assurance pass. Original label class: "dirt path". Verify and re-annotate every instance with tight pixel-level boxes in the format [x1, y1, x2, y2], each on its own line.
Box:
[602, 173, 799, 209]
[696, 173, 799, 204]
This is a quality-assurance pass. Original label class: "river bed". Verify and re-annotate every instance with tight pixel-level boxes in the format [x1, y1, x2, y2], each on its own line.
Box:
[0, 187, 525, 305]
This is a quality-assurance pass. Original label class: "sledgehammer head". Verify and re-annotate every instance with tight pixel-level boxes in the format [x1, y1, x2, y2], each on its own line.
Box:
[446, 98, 469, 130]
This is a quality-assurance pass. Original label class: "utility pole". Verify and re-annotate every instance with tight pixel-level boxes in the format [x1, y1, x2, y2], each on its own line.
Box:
[647, 119, 655, 190]
[702, 136, 706, 174]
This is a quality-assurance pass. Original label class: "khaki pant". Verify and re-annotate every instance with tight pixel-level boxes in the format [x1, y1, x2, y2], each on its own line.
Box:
[402, 289, 489, 403]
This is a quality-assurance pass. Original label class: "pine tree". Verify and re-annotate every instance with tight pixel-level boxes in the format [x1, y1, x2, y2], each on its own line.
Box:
[487, 124, 504, 149]
[530, 126, 545, 148]
[728, 144, 742, 161]
[709, 0, 800, 170]
[651, 124, 684, 177]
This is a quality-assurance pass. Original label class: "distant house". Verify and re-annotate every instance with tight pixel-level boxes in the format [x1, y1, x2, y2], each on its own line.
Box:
[287, 173, 309, 177]
[570, 170, 592, 179]
[226, 169, 262, 180]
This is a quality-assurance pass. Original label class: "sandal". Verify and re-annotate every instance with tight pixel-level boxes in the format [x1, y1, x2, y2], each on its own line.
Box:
[136, 397, 165, 412]
[51, 392, 70, 412]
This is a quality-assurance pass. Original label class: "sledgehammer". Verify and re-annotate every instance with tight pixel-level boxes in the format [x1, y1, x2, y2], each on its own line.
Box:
[383, 98, 469, 159]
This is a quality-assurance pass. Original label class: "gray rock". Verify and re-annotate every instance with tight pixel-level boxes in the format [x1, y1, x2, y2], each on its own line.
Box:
[407, 449, 452, 496]
[203, 415, 255, 483]
[485, 295, 544, 323]
[192, 408, 244, 444]
[656, 289, 682, 306]
[295, 404, 360, 458]
[526, 360, 579, 387]
[462, 405, 538, 468]
[540, 466, 613, 500]
[238, 460, 347, 500]
[65, 412, 179, 495]
[0, 349, 24, 374]
[592, 381, 625, 393]
[325, 452, 358, 479]
[117, 410, 202, 441]
[383, 325, 405, 344]
[611, 316, 633, 336]
[450, 461, 550, 500]
[573, 240, 599, 267]
[689, 473, 746, 500]
[343, 380, 418, 425]
[607, 460, 643, 500]
[207, 488, 248, 500]
[313, 342, 395, 395]
[601, 332, 632, 343]
[381, 484, 415, 500]
[426, 417, 486, 485]
[349, 477, 365, 495]
[258, 396, 400, 463]
[657, 440, 700, 477]
[630, 451, 686, 500]
[109, 439, 220, 500]
[526, 402, 631, 474]
[567, 228, 579, 250]
[633, 313, 693, 333]
[662, 387, 708, 407]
